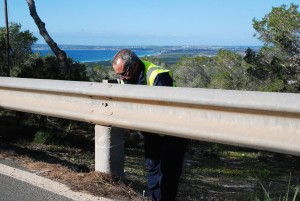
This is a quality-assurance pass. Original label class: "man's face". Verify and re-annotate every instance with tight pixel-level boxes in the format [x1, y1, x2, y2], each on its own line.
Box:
[113, 58, 138, 83]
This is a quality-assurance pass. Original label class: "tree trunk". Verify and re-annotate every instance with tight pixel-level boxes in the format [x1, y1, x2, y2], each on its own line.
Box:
[26, 0, 70, 78]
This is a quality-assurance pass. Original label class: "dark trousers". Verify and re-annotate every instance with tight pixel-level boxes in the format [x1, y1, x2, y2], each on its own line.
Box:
[143, 133, 188, 201]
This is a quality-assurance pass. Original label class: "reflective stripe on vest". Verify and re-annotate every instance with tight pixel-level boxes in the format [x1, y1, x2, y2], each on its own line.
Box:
[143, 61, 174, 86]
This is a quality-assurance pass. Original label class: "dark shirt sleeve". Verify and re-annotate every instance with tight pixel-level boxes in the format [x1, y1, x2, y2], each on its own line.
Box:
[153, 72, 173, 87]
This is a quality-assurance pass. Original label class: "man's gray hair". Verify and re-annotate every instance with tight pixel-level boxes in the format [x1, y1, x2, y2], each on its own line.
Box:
[112, 49, 141, 67]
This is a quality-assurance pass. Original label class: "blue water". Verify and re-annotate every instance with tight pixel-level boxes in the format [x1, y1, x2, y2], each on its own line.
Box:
[33, 49, 158, 63]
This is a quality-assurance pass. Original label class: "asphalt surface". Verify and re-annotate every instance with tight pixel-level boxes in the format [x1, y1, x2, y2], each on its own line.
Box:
[0, 159, 113, 201]
[0, 173, 74, 201]
[0, 159, 74, 201]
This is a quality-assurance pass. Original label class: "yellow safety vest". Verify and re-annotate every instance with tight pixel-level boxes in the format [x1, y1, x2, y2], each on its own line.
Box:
[121, 61, 172, 137]
[142, 61, 175, 86]
[120, 60, 175, 86]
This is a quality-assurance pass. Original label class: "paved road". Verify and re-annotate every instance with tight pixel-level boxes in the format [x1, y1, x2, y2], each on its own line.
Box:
[0, 159, 113, 201]
[0, 173, 73, 201]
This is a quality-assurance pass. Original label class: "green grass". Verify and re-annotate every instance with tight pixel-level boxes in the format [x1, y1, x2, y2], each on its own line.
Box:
[260, 173, 299, 201]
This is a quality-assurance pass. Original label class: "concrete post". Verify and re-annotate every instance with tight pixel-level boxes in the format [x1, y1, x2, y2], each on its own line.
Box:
[95, 125, 125, 177]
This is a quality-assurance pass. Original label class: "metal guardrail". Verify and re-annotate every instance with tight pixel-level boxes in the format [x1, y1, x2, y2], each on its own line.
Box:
[0, 77, 300, 156]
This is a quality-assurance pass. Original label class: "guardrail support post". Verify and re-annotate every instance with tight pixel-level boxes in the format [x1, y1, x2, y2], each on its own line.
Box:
[95, 125, 125, 177]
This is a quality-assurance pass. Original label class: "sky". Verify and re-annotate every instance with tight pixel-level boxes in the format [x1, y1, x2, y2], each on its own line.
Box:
[0, 0, 299, 46]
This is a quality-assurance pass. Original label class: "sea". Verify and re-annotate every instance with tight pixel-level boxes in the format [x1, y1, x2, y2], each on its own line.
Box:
[32, 48, 159, 63]
[32, 45, 261, 63]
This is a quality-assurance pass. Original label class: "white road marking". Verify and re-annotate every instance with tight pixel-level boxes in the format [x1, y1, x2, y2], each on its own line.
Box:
[0, 164, 116, 201]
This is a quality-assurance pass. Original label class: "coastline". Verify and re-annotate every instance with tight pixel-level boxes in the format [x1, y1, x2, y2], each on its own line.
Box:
[32, 45, 261, 64]
[32, 49, 160, 63]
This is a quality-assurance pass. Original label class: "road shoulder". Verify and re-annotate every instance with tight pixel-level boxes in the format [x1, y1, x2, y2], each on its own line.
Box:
[0, 163, 115, 201]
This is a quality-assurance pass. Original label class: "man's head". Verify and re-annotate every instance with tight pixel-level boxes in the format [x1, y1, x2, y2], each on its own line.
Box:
[112, 49, 142, 83]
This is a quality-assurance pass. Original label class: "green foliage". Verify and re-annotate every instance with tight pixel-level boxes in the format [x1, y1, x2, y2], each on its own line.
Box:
[172, 50, 250, 90]
[248, 3, 300, 92]
[87, 64, 115, 82]
[0, 22, 37, 76]
[258, 78, 285, 92]
[0, 22, 88, 81]
[33, 130, 55, 144]
[214, 49, 242, 69]
[69, 59, 89, 81]
[253, 4, 300, 53]
[211, 49, 249, 90]
[12, 53, 88, 81]
[209, 71, 233, 89]
[1, 22, 89, 134]
[173, 56, 213, 88]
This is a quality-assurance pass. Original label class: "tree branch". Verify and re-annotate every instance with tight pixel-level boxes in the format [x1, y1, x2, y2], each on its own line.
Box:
[27, 0, 70, 78]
